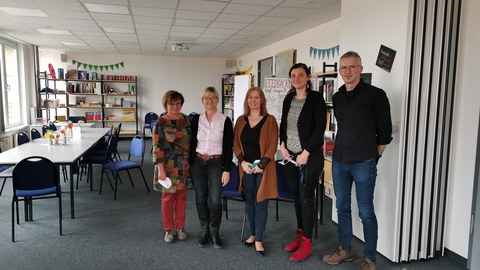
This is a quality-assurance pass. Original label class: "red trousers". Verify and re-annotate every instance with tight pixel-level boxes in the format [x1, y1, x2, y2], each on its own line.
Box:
[161, 189, 187, 231]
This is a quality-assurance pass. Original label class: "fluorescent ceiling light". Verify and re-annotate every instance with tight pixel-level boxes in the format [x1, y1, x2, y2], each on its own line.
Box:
[103, 27, 134, 34]
[0, 7, 49, 17]
[61, 42, 86, 46]
[84, 3, 129, 14]
[38, 29, 72, 35]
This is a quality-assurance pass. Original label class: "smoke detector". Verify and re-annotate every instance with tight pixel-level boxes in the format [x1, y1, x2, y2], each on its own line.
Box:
[172, 43, 190, 52]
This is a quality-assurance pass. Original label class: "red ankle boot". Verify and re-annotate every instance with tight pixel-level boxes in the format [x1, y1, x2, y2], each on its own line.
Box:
[284, 228, 303, 252]
[289, 236, 311, 262]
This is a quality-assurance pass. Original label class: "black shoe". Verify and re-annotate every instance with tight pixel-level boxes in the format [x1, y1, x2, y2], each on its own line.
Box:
[243, 240, 255, 247]
[211, 234, 223, 249]
[255, 248, 266, 256]
[198, 231, 210, 247]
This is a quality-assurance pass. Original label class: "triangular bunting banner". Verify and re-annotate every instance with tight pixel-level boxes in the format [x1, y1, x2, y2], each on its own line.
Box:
[70, 60, 126, 71]
[308, 45, 340, 60]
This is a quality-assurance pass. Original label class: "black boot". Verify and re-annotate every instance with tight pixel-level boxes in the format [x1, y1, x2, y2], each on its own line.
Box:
[199, 229, 210, 247]
[210, 207, 223, 249]
[211, 232, 223, 249]
[197, 204, 210, 247]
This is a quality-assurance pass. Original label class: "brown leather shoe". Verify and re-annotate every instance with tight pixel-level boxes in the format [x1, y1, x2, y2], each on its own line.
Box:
[322, 246, 354, 265]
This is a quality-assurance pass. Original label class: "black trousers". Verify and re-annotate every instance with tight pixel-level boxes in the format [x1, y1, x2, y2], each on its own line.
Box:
[283, 154, 323, 239]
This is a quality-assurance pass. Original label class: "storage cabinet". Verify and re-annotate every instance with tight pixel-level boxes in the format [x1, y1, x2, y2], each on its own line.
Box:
[36, 72, 138, 136]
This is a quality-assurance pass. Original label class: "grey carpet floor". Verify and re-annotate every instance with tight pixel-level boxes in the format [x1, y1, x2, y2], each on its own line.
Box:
[0, 139, 464, 270]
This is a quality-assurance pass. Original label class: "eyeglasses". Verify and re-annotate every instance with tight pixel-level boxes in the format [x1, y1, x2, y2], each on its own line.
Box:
[339, 65, 359, 72]
[168, 102, 182, 106]
[202, 96, 218, 101]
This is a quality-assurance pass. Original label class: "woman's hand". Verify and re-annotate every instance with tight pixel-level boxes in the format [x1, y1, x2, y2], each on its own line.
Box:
[252, 166, 264, 174]
[280, 142, 290, 160]
[157, 164, 167, 180]
[241, 161, 253, 174]
[221, 171, 230, 187]
[296, 150, 310, 167]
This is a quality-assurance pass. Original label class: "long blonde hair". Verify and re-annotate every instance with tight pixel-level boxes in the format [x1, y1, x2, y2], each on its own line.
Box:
[243, 86, 267, 116]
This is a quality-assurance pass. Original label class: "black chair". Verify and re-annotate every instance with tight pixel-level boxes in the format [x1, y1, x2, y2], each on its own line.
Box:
[77, 129, 120, 191]
[142, 112, 158, 138]
[101, 135, 150, 200]
[30, 128, 42, 140]
[48, 122, 57, 131]
[68, 116, 87, 123]
[11, 156, 62, 242]
[17, 132, 30, 146]
[0, 147, 12, 196]
[41, 125, 49, 135]
[221, 163, 247, 241]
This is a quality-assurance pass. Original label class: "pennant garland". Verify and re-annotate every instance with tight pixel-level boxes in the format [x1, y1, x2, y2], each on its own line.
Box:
[309, 45, 340, 60]
[71, 60, 125, 71]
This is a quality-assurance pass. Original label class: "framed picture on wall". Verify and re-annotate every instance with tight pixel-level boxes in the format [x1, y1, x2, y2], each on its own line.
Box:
[275, 49, 295, 78]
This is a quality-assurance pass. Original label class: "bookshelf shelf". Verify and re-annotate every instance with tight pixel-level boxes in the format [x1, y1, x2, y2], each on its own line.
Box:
[222, 73, 235, 120]
[36, 71, 139, 136]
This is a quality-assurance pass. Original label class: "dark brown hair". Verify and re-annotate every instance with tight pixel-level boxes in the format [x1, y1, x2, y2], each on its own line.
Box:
[162, 90, 185, 110]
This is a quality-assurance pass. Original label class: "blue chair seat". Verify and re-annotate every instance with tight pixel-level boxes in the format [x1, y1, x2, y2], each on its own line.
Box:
[16, 186, 57, 197]
[103, 161, 141, 172]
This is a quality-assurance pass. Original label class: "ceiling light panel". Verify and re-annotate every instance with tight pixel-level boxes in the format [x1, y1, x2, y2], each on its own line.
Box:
[175, 10, 218, 21]
[174, 19, 211, 27]
[0, 7, 49, 17]
[134, 17, 173, 25]
[178, 0, 227, 12]
[223, 4, 272, 15]
[90, 13, 133, 22]
[130, 0, 178, 9]
[102, 27, 135, 34]
[131, 6, 174, 17]
[84, 3, 129, 14]
[231, 0, 283, 5]
[37, 29, 72, 35]
[61, 42, 86, 46]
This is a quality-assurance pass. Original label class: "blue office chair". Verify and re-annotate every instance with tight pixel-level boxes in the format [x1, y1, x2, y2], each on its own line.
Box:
[221, 163, 247, 241]
[143, 112, 158, 138]
[11, 156, 62, 242]
[101, 135, 150, 200]
[68, 116, 87, 123]
[30, 128, 42, 140]
[17, 132, 30, 146]
[275, 160, 293, 221]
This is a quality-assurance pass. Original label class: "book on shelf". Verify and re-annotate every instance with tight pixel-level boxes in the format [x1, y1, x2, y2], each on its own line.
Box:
[122, 108, 135, 120]
[323, 140, 335, 159]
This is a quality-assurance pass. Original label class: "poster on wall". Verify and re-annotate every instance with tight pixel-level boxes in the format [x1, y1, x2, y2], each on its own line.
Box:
[275, 49, 294, 78]
[263, 77, 291, 123]
[376, 45, 396, 72]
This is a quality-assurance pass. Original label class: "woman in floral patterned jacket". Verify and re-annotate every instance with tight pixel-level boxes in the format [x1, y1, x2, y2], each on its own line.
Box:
[153, 90, 191, 243]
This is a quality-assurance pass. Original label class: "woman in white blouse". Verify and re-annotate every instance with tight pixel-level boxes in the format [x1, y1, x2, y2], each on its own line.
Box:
[189, 86, 233, 249]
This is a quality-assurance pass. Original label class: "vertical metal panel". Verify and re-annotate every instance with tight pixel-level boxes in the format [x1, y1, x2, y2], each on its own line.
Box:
[399, 0, 460, 262]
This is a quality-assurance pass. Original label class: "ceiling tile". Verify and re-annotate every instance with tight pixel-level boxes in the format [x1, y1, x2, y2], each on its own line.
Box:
[223, 4, 272, 15]
[178, 0, 227, 12]
[131, 6, 175, 17]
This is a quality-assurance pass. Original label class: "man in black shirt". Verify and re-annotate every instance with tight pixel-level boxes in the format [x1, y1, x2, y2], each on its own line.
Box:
[322, 51, 392, 270]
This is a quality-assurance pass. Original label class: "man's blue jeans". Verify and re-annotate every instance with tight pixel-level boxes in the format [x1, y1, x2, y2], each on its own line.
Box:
[332, 158, 378, 262]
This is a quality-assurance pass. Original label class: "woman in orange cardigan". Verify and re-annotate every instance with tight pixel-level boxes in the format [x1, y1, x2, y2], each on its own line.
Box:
[233, 86, 278, 256]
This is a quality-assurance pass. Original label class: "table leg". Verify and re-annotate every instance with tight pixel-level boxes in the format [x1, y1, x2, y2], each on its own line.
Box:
[70, 163, 75, 219]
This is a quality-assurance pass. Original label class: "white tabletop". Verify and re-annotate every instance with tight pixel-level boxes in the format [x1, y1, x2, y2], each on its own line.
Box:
[0, 128, 110, 166]
[30, 122, 96, 130]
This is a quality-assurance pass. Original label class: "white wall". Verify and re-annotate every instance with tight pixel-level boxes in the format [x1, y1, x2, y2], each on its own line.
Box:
[236, 18, 341, 80]
[445, 0, 480, 258]
[336, 0, 410, 261]
[39, 51, 228, 127]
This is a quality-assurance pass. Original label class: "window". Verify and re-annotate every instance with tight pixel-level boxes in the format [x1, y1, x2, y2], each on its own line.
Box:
[0, 38, 22, 129]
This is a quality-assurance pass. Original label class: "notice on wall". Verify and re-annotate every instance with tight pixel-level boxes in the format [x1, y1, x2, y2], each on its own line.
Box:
[376, 45, 396, 72]
[263, 77, 291, 123]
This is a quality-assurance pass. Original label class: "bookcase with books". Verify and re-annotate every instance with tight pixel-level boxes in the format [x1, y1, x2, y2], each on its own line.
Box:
[314, 62, 338, 198]
[221, 73, 235, 120]
[36, 70, 138, 136]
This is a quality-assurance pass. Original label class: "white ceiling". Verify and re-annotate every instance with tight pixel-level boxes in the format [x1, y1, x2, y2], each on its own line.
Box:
[0, 0, 340, 58]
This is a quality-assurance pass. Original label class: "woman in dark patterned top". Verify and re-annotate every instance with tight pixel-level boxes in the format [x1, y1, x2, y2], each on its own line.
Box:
[152, 90, 191, 243]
